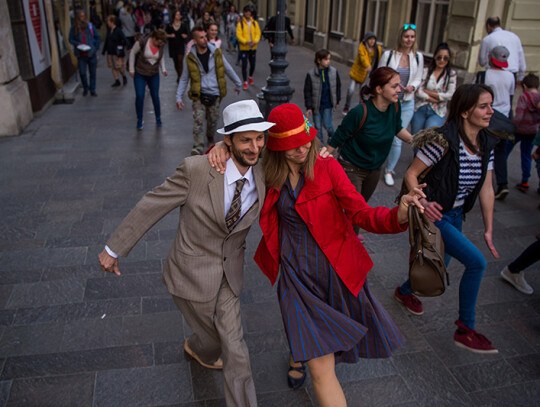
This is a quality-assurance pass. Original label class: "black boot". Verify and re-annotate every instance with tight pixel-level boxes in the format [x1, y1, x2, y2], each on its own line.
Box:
[122, 75, 127, 85]
[111, 80, 121, 87]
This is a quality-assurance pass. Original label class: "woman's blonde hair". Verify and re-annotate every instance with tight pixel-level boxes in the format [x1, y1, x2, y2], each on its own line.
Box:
[395, 25, 417, 53]
[262, 137, 321, 190]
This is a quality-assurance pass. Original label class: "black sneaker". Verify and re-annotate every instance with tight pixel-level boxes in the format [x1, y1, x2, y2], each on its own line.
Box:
[494, 184, 509, 200]
[111, 80, 121, 87]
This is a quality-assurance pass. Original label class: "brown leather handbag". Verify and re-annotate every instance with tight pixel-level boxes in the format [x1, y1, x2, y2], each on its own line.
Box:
[408, 205, 449, 297]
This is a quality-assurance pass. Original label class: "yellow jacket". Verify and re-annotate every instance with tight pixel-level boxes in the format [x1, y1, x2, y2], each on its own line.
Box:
[349, 42, 382, 83]
[236, 16, 261, 51]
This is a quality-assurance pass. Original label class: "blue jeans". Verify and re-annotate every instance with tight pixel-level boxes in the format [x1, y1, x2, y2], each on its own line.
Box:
[411, 104, 446, 134]
[386, 99, 414, 173]
[78, 55, 97, 92]
[399, 206, 487, 330]
[313, 107, 334, 145]
[134, 72, 161, 121]
[505, 133, 534, 183]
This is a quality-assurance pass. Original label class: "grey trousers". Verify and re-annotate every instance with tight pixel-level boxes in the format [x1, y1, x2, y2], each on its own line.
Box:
[172, 277, 257, 407]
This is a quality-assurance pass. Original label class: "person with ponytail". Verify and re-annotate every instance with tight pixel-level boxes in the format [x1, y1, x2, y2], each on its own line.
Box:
[326, 67, 413, 206]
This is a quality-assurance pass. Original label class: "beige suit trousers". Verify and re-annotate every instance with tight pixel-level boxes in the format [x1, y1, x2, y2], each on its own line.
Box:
[173, 277, 257, 407]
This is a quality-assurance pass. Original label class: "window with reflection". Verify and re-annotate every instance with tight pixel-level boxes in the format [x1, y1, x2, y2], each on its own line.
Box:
[364, 0, 388, 38]
[414, 0, 450, 54]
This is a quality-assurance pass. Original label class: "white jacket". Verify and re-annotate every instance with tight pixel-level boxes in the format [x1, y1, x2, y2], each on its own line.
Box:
[379, 50, 424, 102]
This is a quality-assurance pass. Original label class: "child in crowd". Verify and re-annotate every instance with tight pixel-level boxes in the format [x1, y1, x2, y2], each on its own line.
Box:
[342, 31, 381, 115]
[508, 73, 540, 192]
[303, 49, 341, 145]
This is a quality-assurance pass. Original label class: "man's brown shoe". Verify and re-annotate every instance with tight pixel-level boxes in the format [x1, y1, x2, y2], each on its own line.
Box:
[184, 339, 223, 370]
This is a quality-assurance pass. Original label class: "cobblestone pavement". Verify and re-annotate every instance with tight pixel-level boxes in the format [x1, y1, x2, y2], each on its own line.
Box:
[0, 39, 539, 407]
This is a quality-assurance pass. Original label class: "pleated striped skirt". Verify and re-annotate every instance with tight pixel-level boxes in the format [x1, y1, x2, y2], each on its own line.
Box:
[277, 176, 405, 364]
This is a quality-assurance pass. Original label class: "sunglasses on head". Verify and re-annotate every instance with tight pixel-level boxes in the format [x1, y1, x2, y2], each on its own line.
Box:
[435, 55, 449, 61]
[403, 24, 416, 30]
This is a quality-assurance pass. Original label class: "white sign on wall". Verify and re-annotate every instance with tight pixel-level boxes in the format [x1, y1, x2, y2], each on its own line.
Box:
[23, 0, 52, 76]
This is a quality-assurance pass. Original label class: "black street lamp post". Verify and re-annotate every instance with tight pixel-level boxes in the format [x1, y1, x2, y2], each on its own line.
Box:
[257, 0, 294, 119]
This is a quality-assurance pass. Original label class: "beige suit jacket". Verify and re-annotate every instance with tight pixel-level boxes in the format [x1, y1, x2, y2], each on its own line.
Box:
[107, 155, 266, 302]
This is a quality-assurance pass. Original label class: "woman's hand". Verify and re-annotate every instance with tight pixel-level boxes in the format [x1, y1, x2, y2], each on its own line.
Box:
[484, 231, 499, 259]
[208, 141, 230, 174]
[319, 146, 332, 158]
[397, 184, 427, 224]
[421, 199, 444, 223]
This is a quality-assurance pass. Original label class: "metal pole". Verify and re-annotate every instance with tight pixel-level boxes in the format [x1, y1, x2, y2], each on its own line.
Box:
[257, 0, 294, 119]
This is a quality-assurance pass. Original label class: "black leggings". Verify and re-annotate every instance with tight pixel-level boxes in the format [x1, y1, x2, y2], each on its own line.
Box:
[172, 54, 184, 80]
[508, 240, 540, 273]
[240, 50, 256, 82]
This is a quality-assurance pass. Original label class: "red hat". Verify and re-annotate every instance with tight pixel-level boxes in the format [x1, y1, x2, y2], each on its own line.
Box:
[266, 104, 317, 151]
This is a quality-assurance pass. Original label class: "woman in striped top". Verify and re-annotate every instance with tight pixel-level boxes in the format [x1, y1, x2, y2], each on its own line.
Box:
[254, 103, 426, 407]
[395, 84, 500, 354]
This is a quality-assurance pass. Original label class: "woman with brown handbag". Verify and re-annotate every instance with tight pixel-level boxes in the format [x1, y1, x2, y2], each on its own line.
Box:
[395, 84, 500, 354]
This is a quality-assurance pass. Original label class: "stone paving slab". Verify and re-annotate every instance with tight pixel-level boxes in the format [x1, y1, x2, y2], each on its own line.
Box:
[0, 34, 539, 407]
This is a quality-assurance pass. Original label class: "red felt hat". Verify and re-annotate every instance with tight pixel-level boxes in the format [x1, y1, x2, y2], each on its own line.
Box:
[266, 104, 317, 151]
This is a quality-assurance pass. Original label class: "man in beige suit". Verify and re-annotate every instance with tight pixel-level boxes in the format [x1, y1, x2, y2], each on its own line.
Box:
[98, 100, 274, 407]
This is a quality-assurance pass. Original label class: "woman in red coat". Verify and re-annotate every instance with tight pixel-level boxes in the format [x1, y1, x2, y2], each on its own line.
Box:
[254, 104, 424, 407]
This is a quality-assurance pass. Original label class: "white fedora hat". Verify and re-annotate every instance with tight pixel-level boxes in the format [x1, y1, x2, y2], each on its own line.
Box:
[217, 99, 275, 135]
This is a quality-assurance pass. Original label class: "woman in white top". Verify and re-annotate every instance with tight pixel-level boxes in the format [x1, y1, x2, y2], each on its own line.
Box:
[378, 24, 424, 186]
[411, 42, 457, 134]
[129, 29, 168, 130]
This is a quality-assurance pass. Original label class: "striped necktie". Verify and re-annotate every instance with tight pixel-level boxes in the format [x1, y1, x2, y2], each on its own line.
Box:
[225, 178, 246, 231]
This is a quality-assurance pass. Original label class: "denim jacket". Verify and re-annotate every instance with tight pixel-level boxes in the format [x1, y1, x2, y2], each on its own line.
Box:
[69, 23, 101, 58]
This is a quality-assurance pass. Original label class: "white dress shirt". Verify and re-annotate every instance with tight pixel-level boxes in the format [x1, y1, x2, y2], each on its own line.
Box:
[478, 27, 526, 80]
[223, 157, 257, 220]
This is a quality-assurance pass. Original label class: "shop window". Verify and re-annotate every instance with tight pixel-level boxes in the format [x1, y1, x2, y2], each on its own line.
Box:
[413, 0, 450, 54]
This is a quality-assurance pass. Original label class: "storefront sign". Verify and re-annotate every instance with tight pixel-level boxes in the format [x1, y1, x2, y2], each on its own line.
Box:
[23, 0, 52, 76]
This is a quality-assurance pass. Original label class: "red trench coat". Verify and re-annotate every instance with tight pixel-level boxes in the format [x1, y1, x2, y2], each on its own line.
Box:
[254, 157, 407, 297]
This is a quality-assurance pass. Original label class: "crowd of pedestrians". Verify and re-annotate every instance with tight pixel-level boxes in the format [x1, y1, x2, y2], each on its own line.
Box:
[70, 4, 540, 406]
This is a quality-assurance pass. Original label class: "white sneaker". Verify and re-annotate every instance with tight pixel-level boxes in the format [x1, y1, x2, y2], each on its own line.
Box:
[500, 266, 533, 295]
[384, 172, 394, 186]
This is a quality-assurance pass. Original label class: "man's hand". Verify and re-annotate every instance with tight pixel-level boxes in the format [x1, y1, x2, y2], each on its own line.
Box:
[234, 88, 241, 94]
[129, 72, 135, 78]
[176, 101, 184, 111]
[99, 249, 121, 276]
[306, 109, 312, 117]
[163, 71, 168, 77]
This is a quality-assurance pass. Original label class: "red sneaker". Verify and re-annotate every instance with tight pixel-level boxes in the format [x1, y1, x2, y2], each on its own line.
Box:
[516, 182, 529, 192]
[243, 82, 248, 90]
[248, 76, 254, 85]
[394, 287, 424, 315]
[453, 320, 498, 354]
